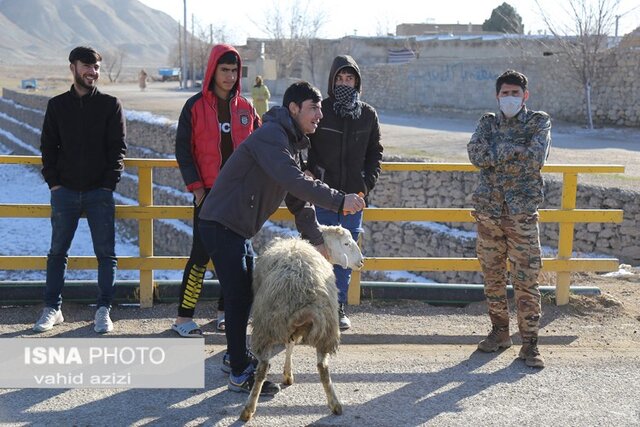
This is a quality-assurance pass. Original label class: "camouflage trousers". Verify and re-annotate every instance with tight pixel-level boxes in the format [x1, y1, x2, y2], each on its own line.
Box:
[474, 212, 542, 340]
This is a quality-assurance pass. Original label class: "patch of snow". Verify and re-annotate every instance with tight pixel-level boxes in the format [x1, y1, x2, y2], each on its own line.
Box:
[125, 110, 177, 129]
[0, 97, 44, 114]
[0, 111, 41, 134]
[602, 264, 638, 278]
[382, 271, 437, 283]
[0, 128, 40, 154]
[0, 141, 181, 281]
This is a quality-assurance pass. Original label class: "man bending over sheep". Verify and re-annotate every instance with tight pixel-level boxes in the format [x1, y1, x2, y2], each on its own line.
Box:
[197, 81, 366, 395]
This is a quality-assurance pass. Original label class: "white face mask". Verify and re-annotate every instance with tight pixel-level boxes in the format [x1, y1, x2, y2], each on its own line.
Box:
[498, 96, 523, 118]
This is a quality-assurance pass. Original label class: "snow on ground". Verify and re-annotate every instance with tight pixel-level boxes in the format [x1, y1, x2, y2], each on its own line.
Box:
[0, 141, 181, 281]
[125, 110, 177, 129]
[602, 264, 639, 279]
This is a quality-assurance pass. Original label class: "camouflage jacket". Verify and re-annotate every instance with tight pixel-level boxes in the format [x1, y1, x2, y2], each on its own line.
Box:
[467, 106, 552, 217]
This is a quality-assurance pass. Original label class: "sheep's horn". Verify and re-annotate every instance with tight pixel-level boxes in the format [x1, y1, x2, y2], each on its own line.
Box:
[341, 254, 348, 269]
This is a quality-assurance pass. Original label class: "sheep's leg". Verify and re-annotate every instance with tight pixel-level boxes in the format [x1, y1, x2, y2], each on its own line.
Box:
[316, 350, 342, 415]
[283, 341, 295, 385]
[240, 360, 269, 421]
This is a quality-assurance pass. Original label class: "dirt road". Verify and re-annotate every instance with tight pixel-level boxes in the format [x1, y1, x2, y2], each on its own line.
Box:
[1, 272, 639, 426]
[106, 82, 640, 190]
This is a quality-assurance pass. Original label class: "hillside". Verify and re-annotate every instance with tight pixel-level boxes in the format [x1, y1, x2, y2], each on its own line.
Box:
[0, 0, 180, 67]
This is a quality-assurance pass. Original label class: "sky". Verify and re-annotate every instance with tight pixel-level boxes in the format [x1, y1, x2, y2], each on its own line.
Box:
[138, 0, 640, 44]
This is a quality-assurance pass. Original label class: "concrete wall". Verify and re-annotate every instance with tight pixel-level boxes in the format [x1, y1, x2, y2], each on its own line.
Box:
[2, 89, 637, 285]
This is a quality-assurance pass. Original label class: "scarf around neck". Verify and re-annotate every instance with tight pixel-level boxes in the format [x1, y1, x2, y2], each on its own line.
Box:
[333, 84, 362, 119]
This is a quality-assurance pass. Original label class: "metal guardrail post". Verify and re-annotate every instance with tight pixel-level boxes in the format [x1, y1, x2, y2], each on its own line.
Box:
[138, 166, 154, 307]
[556, 172, 578, 305]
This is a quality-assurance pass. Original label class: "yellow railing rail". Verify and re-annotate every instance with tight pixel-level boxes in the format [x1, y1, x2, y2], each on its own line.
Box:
[0, 155, 625, 307]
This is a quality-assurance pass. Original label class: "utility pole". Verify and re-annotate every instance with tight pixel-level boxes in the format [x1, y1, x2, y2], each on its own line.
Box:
[191, 13, 195, 88]
[181, 0, 188, 90]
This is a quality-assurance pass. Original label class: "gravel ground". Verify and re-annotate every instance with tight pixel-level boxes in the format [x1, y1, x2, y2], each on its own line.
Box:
[1, 271, 639, 426]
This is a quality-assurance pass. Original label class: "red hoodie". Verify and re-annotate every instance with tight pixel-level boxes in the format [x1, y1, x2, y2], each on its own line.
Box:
[175, 44, 259, 191]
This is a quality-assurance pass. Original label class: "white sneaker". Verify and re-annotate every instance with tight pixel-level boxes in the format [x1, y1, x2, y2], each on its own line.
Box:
[94, 306, 113, 333]
[33, 307, 64, 332]
[338, 304, 351, 330]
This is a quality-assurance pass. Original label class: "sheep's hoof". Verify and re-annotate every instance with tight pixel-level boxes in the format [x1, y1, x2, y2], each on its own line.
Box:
[240, 407, 253, 422]
[331, 402, 343, 415]
[283, 374, 294, 385]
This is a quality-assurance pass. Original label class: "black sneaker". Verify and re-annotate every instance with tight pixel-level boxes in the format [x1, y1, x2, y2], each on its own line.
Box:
[221, 349, 258, 374]
[228, 364, 280, 395]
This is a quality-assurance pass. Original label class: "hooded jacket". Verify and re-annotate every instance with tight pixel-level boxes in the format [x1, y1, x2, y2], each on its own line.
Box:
[175, 44, 259, 192]
[307, 55, 383, 196]
[198, 106, 345, 245]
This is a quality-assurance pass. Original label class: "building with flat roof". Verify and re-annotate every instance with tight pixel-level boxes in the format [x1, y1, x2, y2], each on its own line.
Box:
[396, 23, 486, 36]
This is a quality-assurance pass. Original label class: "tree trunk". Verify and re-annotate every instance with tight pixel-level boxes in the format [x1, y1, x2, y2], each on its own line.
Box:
[585, 80, 594, 130]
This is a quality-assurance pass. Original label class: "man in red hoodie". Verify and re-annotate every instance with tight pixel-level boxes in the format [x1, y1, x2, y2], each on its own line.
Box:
[173, 44, 260, 338]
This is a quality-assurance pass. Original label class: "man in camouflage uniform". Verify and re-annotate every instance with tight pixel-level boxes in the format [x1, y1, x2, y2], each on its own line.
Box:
[467, 69, 551, 368]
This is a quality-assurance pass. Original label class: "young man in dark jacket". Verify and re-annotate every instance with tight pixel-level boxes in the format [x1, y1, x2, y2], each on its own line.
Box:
[34, 46, 127, 334]
[173, 44, 260, 337]
[308, 55, 383, 329]
[198, 81, 365, 395]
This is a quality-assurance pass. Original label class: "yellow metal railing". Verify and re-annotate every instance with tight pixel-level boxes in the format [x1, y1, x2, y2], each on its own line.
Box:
[0, 156, 624, 307]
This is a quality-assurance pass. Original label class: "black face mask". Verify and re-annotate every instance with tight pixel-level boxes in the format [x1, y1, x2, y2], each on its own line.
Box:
[333, 85, 362, 120]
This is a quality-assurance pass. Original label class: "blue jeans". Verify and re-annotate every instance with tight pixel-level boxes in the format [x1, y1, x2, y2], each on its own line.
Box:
[44, 187, 117, 310]
[315, 207, 364, 305]
[199, 220, 254, 375]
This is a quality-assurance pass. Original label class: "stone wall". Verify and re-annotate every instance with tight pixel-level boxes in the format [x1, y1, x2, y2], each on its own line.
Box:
[1, 89, 637, 285]
[361, 50, 640, 127]
[253, 36, 639, 127]
[365, 157, 640, 282]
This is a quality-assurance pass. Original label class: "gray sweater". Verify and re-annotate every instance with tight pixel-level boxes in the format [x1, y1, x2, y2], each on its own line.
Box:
[198, 106, 344, 245]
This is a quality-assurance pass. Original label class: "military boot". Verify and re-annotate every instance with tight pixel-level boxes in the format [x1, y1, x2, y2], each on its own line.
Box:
[519, 337, 545, 368]
[477, 325, 513, 352]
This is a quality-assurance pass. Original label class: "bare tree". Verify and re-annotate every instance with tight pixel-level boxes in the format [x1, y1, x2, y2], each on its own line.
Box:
[103, 48, 126, 83]
[194, 21, 228, 82]
[168, 19, 228, 84]
[375, 15, 396, 37]
[536, 0, 620, 129]
[304, 38, 325, 86]
[260, 0, 327, 79]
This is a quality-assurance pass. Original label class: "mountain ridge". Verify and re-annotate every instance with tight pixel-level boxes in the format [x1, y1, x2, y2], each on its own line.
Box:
[0, 0, 180, 67]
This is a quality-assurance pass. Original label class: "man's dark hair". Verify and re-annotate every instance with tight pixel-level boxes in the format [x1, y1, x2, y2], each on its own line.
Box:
[68, 46, 102, 64]
[282, 81, 322, 108]
[495, 69, 528, 94]
[218, 51, 238, 65]
[209, 51, 240, 92]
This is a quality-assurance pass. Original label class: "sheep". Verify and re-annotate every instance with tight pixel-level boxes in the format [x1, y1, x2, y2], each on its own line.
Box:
[240, 225, 365, 422]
